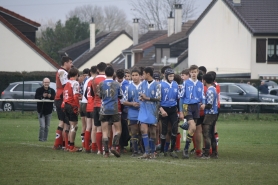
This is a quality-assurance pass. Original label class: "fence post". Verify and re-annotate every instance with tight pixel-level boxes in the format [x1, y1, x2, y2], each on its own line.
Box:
[22, 77, 24, 114]
[257, 84, 259, 119]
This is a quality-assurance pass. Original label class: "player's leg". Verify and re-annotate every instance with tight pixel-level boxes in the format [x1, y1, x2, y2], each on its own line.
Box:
[100, 115, 109, 157]
[94, 107, 102, 154]
[111, 114, 122, 157]
[195, 117, 204, 157]
[138, 123, 150, 159]
[53, 99, 64, 149]
[130, 120, 140, 157]
[211, 116, 218, 158]
[160, 115, 168, 156]
[84, 112, 92, 153]
[149, 125, 157, 159]
[202, 115, 216, 158]
[165, 124, 171, 153]
[169, 111, 179, 158]
[91, 122, 98, 153]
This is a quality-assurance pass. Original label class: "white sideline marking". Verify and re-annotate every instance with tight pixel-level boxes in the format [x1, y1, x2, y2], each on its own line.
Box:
[20, 142, 51, 148]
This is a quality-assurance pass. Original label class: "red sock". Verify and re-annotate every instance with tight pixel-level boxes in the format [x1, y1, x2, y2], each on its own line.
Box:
[96, 132, 103, 152]
[175, 133, 181, 150]
[84, 131, 91, 151]
[64, 131, 69, 149]
[196, 149, 202, 156]
[54, 129, 62, 147]
[192, 134, 196, 149]
[209, 148, 212, 155]
[91, 143, 97, 152]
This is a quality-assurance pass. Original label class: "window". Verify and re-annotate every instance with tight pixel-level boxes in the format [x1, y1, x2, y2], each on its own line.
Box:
[13, 84, 31, 92]
[229, 85, 241, 93]
[170, 38, 188, 58]
[31, 84, 41, 92]
[220, 85, 228, 92]
[256, 39, 266, 63]
[268, 39, 278, 62]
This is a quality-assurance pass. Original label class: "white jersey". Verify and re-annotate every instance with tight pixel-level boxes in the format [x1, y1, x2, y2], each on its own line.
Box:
[81, 76, 94, 103]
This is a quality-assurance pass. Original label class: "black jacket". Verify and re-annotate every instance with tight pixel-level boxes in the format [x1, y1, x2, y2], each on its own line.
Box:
[35, 86, 56, 115]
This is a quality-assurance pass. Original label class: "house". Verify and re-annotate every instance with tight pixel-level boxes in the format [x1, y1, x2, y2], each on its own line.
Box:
[126, 4, 195, 73]
[114, 19, 168, 71]
[60, 19, 133, 71]
[187, 0, 278, 79]
[0, 6, 59, 72]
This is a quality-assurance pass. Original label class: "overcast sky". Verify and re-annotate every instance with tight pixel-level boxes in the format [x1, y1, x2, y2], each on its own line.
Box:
[0, 0, 212, 25]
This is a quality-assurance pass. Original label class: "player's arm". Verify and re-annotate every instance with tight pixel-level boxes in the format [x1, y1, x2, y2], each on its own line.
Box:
[73, 82, 80, 108]
[59, 70, 68, 87]
[141, 83, 161, 102]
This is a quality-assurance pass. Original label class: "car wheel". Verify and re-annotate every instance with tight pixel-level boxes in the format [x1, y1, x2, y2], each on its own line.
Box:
[248, 104, 260, 113]
[2, 102, 14, 111]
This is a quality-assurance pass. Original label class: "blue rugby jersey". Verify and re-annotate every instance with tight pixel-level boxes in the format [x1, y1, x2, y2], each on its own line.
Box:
[204, 86, 218, 115]
[138, 80, 161, 124]
[160, 81, 179, 107]
[98, 79, 121, 115]
[119, 79, 130, 113]
[180, 78, 205, 105]
[124, 82, 141, 120]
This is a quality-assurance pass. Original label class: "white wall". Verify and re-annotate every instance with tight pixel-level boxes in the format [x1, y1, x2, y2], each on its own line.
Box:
[0, 22, 57, 72]
[251, 37, 278, 79]
[189, 0, 252, 74]
[79, 34, 133, 70]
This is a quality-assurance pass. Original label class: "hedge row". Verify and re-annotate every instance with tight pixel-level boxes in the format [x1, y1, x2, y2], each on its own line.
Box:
[0, 71, 56, 93]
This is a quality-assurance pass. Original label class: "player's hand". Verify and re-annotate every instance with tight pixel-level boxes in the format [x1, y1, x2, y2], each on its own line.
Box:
[179, 112, 184, 121]
[161, 111, 168, 117]
[47, 94, 51, 98]
[200, 104, 205, 110]
[133, 102, 140, 107]
[140, 94, 147, 100]
[43, 93, 48, 98]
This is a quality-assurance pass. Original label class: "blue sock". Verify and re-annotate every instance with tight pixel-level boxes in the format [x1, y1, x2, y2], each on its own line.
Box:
[184, 134, 193, 151]
[142, 134, 149, 154]
[149, 138, 155, 153]
[165, 142, 170, 152]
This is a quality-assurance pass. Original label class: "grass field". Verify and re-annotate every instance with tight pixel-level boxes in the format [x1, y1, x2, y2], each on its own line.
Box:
[0, 112, 278, 185]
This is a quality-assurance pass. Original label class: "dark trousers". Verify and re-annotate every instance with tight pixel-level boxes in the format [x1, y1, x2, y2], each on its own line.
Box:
[202, 114, 218, 155]
[119, 112, 130, 148]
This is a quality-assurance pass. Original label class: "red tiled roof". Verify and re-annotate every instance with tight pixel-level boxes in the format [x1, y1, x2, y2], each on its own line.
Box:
[0, 6, 40, 27]
[0, 15, 59, 69]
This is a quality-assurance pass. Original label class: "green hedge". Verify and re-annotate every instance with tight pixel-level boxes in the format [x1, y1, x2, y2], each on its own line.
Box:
[0, 71, 56, 93]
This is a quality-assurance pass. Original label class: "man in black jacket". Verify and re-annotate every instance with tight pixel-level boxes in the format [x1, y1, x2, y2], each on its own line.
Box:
[35, 78, 56, 141]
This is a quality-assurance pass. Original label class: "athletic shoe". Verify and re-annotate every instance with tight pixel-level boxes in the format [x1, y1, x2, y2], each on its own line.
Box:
[103, 153, 109, 158]
[210, 152, 218, 159]
[111, 147, 121, 158]
[194, 153, 203, 159]
[69, 147, 82, 152]
[179, 121, 189, 130]
[138, 153, 150, 159]
[158, 152, 167, 157]
[201, 155, 210, 159]
[150, 153, 157, 159]
[52, 145, 62, 150]
[97, 151, 102, 155]
[182, 150, 189, 159]
[170, 151, 178, 158]
[131, 153, 138, 157]
[190, 148, 196, 155]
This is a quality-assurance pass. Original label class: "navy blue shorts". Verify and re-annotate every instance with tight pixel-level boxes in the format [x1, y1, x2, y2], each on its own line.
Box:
[183, 103, 200, 121]
[128, 120, 139, 125]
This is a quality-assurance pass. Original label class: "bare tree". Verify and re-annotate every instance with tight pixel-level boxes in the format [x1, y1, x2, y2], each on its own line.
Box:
[36, 18, 57, 38]
[66, 5, 130, 33]
[130, 0, 196, 32]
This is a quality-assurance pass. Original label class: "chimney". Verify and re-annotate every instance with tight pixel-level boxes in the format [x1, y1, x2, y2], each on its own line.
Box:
[90, 17, 95, 50]
[133, 18, 139, 45]
[168, 11, 174, 36]
[148, 24, 155, 31]
[233, 0, 241, 5]
[174, 4, 182, 34]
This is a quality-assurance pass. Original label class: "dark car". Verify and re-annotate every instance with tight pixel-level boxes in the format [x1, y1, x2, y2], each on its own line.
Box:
[1, 81, 56, 111]
[219, 94, 233, 112]
[219, 83, 278, 113]
[261, 80, 278, 89]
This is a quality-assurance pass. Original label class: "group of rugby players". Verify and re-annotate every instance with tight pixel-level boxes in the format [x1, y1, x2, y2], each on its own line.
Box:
[52, 56, 220, 159]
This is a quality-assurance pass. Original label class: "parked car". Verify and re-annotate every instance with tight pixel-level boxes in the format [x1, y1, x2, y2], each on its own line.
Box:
[219, 94, 233, 112]
[1, 81, 56, 111]
[219, 83, 278, 113]
[269, 87, 278, 96]
[261, 80, 278, 89]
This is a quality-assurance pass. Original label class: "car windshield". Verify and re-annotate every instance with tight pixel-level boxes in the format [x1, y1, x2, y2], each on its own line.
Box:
[238, 84, 258, 94]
